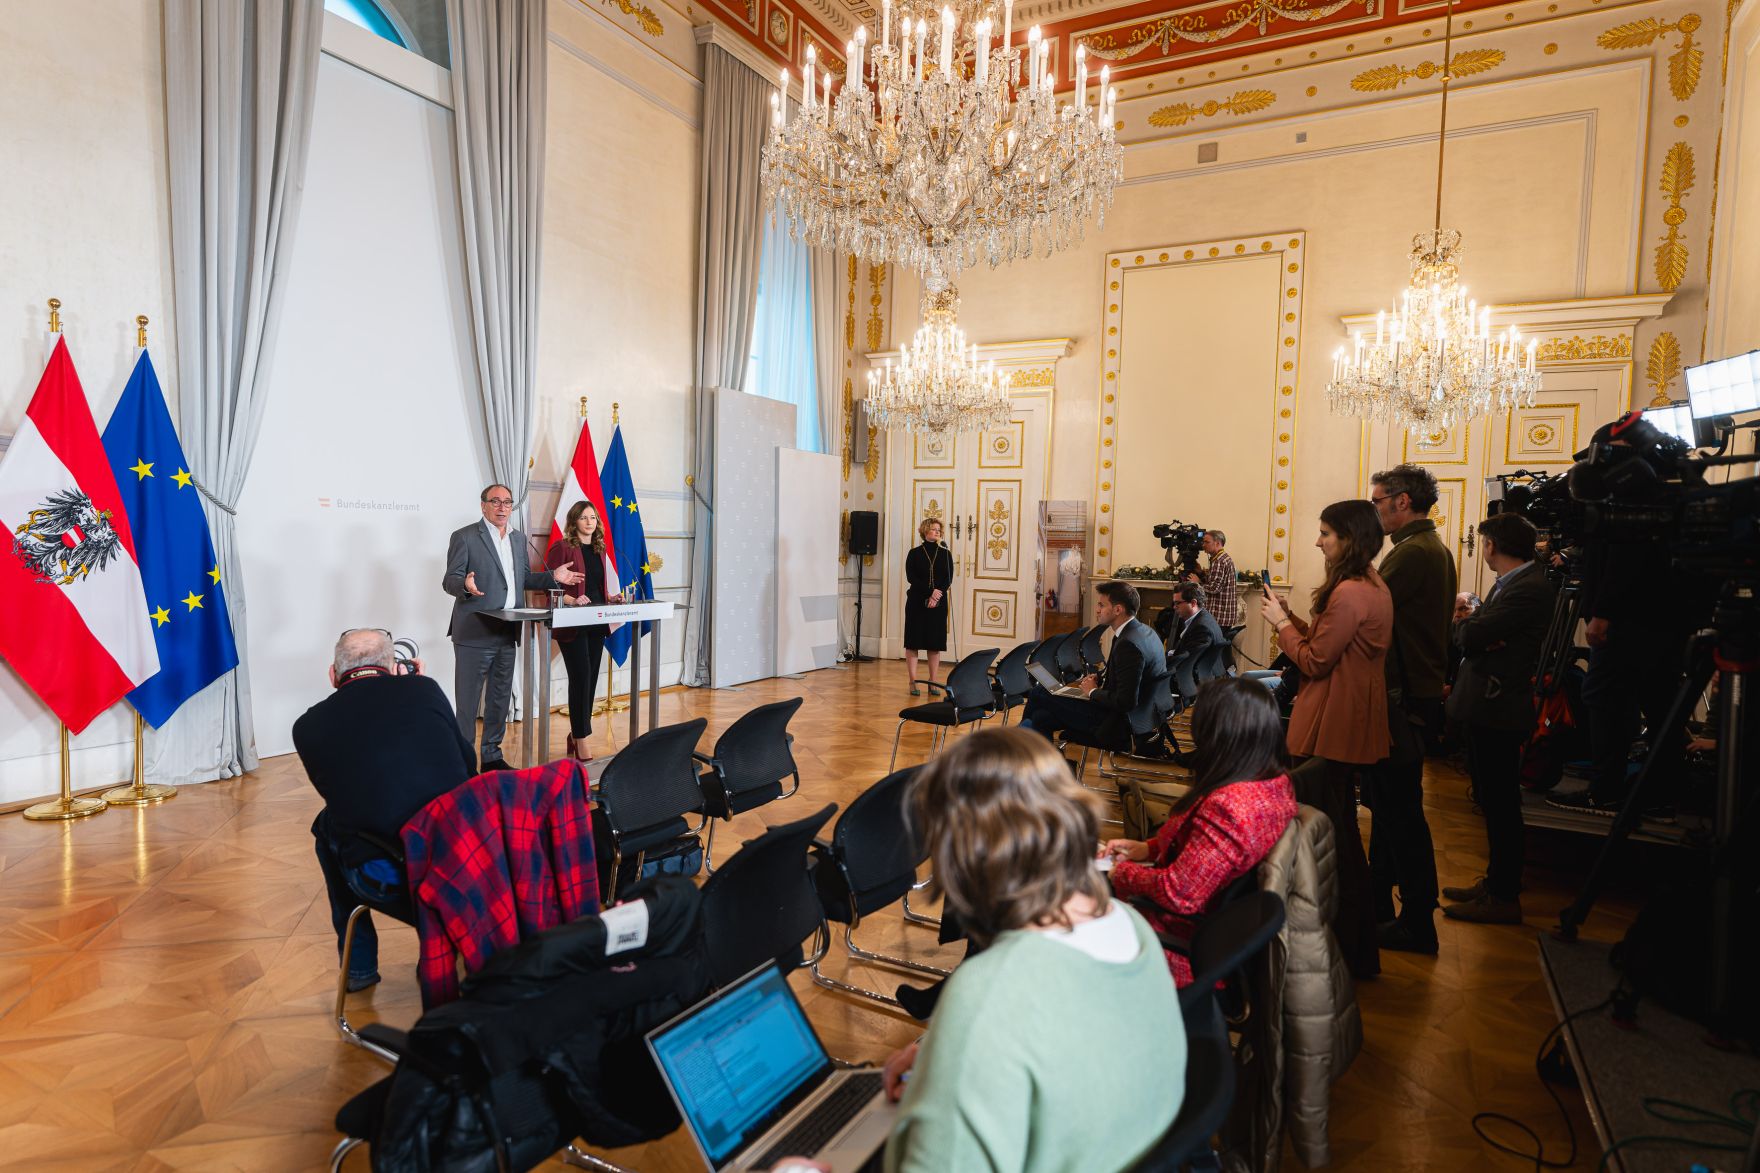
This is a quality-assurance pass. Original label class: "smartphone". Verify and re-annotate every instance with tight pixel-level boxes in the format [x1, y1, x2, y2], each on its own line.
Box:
[1260, 568, 1273, 595]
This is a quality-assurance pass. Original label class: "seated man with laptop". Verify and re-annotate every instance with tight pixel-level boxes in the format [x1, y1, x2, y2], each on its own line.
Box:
[1019, 580, 1169, 749]
[648, 728, 1183, 1173]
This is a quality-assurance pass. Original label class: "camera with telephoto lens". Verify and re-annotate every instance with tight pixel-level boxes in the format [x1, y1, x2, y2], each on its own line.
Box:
[393, 637, 421, 675]
[1152, 520, 1208, 575]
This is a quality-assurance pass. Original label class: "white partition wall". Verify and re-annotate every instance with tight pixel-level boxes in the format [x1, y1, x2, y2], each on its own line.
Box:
[710, 392, 795, 688]
[775, 448, 840, 675]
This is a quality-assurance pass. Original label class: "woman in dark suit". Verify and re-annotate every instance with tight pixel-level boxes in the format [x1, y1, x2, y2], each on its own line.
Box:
[903, 517, 953, 696]
[545, 501, 620, 761]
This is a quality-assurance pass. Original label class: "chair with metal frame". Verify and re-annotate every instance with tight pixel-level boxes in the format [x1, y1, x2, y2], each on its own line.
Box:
[1079, 622, 1107, 672]
[989, 639, 1039, 726]
[1027, 631, 1069, 682]
[331, 828, 417, 1065]
[1220, 623, 1246, 674]
[699, 803, 836, 986]
[1056, 625, 1093, 681]
[593, 717, 709, 903]
[810, 766, 952, 1009]
[1071, 674, 1192, 790]
[888, 648, 1000, 771]
[693, 697, 804, 874]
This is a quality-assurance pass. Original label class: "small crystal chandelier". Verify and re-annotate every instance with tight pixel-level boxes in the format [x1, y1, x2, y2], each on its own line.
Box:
[760, 0, 1124, 294]
[1326, 0, 1541, 431]
[867, 288, 1012, 433]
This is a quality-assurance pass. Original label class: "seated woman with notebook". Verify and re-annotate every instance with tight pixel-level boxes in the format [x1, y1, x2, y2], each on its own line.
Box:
[880, 729, 1185, 1171]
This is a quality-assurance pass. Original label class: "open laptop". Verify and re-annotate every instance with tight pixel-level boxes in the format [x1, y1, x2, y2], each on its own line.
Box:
[1027, 660, 1086, 697]
[646, 964, 898, 1173]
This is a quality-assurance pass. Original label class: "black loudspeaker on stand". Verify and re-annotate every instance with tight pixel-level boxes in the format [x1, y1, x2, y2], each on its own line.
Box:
[848, 511, 879, 662]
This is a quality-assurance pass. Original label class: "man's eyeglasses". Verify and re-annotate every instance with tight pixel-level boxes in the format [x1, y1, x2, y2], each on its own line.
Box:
[483, 497, 514, 507]
[1369, 493, 1397, 507]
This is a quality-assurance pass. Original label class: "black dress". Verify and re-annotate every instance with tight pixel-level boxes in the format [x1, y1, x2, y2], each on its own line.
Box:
[903, 540, 953, 652]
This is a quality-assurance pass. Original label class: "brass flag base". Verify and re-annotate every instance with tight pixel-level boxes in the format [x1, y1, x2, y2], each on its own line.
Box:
[101, 781, 176, 806]
[23, 794, 107, 821]
[592, 697, 630, 717]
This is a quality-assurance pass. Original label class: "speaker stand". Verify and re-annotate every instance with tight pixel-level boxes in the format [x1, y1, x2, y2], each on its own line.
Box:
[850, 551, 875, 662]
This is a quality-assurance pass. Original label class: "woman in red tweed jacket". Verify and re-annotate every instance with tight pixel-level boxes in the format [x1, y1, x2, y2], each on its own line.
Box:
[1105, 677, 1297, 985]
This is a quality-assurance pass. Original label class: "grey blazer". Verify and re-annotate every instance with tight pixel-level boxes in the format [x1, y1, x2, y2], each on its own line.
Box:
[442, 520, 560, 647]
[1446, 561, 1555, 731]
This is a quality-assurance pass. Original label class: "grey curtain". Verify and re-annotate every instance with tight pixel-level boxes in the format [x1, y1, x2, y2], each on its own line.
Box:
[682, 44, 771, 686]
[809, 246, 841, 457]
[446, 0, 547, 508]
[158, 0, 323, 782]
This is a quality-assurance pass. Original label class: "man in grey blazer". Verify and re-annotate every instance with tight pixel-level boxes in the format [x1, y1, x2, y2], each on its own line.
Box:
[1443, 512, 1554, 925]
[443, 484, 580, 772]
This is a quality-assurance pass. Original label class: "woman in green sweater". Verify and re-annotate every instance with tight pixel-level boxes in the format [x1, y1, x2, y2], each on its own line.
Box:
[882, 728, 1186, 1173]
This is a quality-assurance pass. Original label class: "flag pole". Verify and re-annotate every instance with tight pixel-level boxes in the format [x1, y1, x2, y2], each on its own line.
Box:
[596, 401, 632, 718]
[24, 725, 107, 821]
[102, 710, 176, 806]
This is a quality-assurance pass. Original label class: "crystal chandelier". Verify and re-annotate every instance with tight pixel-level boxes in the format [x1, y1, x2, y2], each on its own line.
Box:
[867, 288, 1012, 433]
[760, 0, 1124, 294]
[1326, 0, 1541, 431]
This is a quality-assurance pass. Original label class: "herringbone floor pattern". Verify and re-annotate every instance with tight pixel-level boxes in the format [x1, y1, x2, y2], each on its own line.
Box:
[0, 661, 1640, 1170]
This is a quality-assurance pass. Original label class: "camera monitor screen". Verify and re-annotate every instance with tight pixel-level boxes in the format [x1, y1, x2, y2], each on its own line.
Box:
[1645, 403, 1696, 447]
[1684, 350, 1760, 419]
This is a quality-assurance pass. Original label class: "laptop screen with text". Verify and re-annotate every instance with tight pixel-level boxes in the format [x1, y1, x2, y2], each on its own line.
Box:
[649, 966, 830, 1166]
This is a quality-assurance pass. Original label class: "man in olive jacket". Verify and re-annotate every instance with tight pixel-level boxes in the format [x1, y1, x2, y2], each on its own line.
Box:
[1367, 464, 1455, 954]
[1444, 513, 1554, 924]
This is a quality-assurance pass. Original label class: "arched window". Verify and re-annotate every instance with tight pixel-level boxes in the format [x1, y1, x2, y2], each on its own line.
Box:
[325, 0, 407, 48]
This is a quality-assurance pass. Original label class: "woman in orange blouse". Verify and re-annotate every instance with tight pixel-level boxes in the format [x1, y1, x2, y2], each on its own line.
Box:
[1259, 498, 1391, 978]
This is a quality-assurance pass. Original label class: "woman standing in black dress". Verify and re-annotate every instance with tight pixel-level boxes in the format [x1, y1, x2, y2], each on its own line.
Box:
[904, 517, 953, 696]
[545, 500, 622, 761]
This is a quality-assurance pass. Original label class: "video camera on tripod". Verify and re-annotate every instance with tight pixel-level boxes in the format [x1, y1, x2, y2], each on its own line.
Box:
[1151, 520, 1207, 576]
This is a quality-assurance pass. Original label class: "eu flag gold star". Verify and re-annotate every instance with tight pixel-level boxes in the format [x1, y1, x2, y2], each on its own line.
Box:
[150, 606, 171, 627]
[182, 591, 204, 611]
[641, 560, 652, 575]
[172, 468, 193, 489]
[610, 495, 623, 509]
[207, 565, 222, 584]
[626, 500, 638, 513]
[129, 459, 154, 480]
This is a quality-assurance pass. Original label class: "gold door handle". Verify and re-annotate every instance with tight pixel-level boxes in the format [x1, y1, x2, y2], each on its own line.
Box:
[1463, 527, 1476, 556]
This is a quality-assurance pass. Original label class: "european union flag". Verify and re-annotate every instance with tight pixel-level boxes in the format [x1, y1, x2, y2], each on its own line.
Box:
[601, 425, 653, 667]
[101, 352, 239, 726]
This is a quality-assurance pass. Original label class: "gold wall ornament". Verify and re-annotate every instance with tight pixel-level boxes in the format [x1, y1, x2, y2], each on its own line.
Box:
[866, 263, 886, 353]
[1597, 13, 1703, 100]
[603, 0, 663, 35]
[1148, 89, 1276, 128]
[1008, 367, 1057, 388]
[1654, 142, 1696, 293]
[1647, 332, 1683, 405]
[1349, 48, 1505, 92]
[865, 419, 881, 481]
[844, 255, 857, 351]
[839, 510, 850, 565]
[1534, 334, 1633, 361]
[840, 377, 855, 480]
[1078, 0, 1373, 61]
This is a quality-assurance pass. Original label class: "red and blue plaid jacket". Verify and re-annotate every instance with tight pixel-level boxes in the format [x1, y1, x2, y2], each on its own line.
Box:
[401, 760, 600, 1007]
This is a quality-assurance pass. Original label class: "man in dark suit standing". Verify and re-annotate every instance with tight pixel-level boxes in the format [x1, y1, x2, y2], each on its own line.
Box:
[1443, 513, 1554, 925]
[1021, 580, 1168, 747]
[1166, 581, 1227, 700]
[443, 484, 580, 772]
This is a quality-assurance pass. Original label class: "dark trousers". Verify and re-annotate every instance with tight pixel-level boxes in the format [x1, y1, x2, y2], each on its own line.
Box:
[453, 639, 518, 763]
[1582, 628, 1686, 803]
[556, 632, 605, 739]
[313, 825, 411, 979]
[1365, 701, 1443, 928]
[1020, 690, 1117, 745]
[1292, 756, 1379, 979]
[1466, 723, 1528, 901]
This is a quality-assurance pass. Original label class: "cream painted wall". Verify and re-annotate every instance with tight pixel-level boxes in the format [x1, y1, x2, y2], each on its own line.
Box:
[1709, 0, 1760, 358]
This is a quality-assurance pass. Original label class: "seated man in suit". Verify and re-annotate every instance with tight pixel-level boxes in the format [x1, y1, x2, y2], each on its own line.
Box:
[1020, 580, 1168, 748]
[294, 629, 477, 992]
[1166, 581, 1227, 701]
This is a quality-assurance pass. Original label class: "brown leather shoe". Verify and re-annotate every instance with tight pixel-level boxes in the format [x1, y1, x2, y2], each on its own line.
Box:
[1441, 876, 1486, 903]
[1442, 892, 1524, 924]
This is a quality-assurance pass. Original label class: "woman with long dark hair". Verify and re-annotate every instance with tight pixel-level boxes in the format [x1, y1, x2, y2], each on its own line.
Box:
[544, 500, 621, 761]
[1104, 676, 1298, 984]
[1257, 498, 1391, 978]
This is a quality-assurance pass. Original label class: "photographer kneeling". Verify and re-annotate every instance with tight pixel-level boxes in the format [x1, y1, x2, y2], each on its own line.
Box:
[294, 628, 477, 992]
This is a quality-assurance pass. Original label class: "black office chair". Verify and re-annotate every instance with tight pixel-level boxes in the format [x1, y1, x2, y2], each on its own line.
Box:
[1056, 626, 1092, 682]
[1128, 891, 1287, 1173]
[1193, 643, 1230, 691]
[593, 717, 709, 902]
[889, 648, 999, 771]
[331, 828, 417, 1065]
[1028, 632, 1069, 682]
[989, 639, 1039, 726]
[694, 697, 804, 873]
[699, 804, 837, 986]
[1220, 624, 1245, 675]
[1079, 623, 1107, 672]
[811, 766, 951, 1008]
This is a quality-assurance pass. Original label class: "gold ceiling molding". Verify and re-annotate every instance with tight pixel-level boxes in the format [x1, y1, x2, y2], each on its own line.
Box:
[1078, 0, 1373, 60]
[1654, 142, 1696, 293]
[603, 0, 663, 36]
[1647, 332, 1683, 405]
[1008, 367, 1057, 387]
[1535, 334, 1632, 361]
[1349, 48, 1504, 93]
[1596, 13, 1703, 100]
[1148, 89, 1276, 128]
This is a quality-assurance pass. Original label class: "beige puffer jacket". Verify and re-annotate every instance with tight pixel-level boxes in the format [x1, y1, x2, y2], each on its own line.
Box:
[1222, 804, 1363, 1171]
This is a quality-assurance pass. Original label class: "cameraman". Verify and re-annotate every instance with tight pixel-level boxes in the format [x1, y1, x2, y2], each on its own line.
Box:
[1181, 529, 1242, 629]
[293, 628, 476, 992]
[1366, 463, 1453, 954]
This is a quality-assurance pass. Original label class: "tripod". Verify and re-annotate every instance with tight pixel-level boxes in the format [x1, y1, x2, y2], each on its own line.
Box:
[850, 553, 875, 662]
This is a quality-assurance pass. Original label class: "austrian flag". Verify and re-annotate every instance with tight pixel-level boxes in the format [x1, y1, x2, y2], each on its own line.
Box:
[0, 338, 159, 732]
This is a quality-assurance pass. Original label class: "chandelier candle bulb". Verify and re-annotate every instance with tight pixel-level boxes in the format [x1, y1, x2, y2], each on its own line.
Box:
[1076, 44, 1087, 110]
[940, 7, 953, 78]
[1003, 0, 1013, 56]
[804, 46, 815, 111]
[915, 19, 927, 83]
[1027, 26, 1041, 91]
[882, 0, 891, 51]
[975, 19, 990, 85]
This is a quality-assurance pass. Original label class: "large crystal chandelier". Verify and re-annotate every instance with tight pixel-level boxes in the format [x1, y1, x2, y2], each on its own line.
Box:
[1326, 0, 1541, 431]
[867, 288, 1012, 433]
[760, 0, 1124, 294]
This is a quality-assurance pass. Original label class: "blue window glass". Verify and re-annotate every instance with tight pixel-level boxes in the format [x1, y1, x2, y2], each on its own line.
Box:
[325, 0, 406, 47]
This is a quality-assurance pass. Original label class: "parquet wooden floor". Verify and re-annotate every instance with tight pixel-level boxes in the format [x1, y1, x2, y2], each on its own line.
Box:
[0, 661, 1650, 1170]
